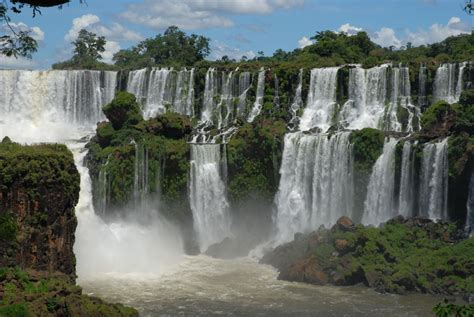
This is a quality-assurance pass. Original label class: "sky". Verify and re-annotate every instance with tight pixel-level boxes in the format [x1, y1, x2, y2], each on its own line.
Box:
[0, 0, 472, 69]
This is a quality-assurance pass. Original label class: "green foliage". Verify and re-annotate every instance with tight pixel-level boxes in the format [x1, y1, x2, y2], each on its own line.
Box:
[0, 214, 17, 242]
[434, 299, 474, 317]
[113, 26, 210, 68]
[350, 128, 385, 171]
[0, 140, 80, 203]
[102, 92, 144, 130]
[421, 101, 457, 132]
[227, 119, 286, 203]
[0, 267, 138, 316]
[72, 29, 106, 61]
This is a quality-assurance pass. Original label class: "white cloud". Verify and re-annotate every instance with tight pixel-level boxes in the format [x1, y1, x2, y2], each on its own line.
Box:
[65, 14, 100, 42]
[338, 23, 363, 35]
[102, 41, 121, 64]
[121, 0, 304, 30]
[372, 27, 402, 48]
[62, 14, 143, 64]
[0, 55, 38, 69]
[2, 22, 45, 42]
[298, 36, 313, 48]
[210, 40, 256, 60]
[405, 16, 471, 46]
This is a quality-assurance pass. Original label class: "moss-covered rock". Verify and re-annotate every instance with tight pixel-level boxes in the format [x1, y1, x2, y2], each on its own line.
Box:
[262, 216, 473, 296]
[0, 140, 79, 277]
[103, 92, 144, 130]
[0, 267, 138, 317]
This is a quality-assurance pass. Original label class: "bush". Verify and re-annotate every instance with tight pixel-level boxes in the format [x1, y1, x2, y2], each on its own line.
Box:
[103, 92, 144, 130]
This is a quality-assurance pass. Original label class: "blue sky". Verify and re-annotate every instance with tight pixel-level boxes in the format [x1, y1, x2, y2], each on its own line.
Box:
[1, 0, 472, 69]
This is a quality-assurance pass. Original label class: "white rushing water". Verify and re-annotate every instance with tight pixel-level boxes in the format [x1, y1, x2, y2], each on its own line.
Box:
[0, 70, 117, 139]
[433, 63, 466, 104]
[247, 68, 265, 123]
[189, 144, 232, 251]
[288, 69, 304, 130]
[467, 171, 474, 235]
[341, 64, 388, 130]
[299, 67, 340, 132]
[126, 67, 195, 118]
[274, 132, 353, 244]
[362, 138, 398, 225]
[419, 138, 449, 220]
[398, 141, 416, 218]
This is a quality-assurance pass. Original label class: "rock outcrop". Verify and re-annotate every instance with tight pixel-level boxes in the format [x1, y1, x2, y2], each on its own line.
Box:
[261, 216, 473, 296]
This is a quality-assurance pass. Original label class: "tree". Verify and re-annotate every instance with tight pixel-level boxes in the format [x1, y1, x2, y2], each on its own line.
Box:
[1, 1, 76, 58]
[464, 0, 473, 14]
[72, 29, 106, 62]
[113, 26, 210, 68]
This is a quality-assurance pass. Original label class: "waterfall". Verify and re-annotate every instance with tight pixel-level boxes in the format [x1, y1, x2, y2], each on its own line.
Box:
[237, 72, 252, 117]
[201, 68, 217, 123]
[126, 68, 195, 118]
[387, 65, 419, 132]
[419, 138, 449, 220]
[299, 67, 339, 132]
[433, 63, 465, 104]
[362, 138, 398, 225]
[274, 132, 353, 243]
[467, 171, 474, 235]
[189, 144, 232, 251]
[398, 141, 416, 217]
[288, 69, 304, 130]
[132, 141, 149, 204]
[217, 70, 236, 128]
[97, 156, 110, 216]
[341, 65, 389, 130]
[173, 68, 195, 117]
[418, 64, 428, 108]
[0, 70, 117, 128]
[247, 68, 265, 122]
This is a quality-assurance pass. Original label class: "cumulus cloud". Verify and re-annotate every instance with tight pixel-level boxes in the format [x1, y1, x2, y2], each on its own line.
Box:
[298, 36, 313, 48]
[121, 0, 304, 30]
[210, 40, 256, 60]
[372, 27, 402, 48]
[2, 22, 45, 42]
[405, 17, 471, 46]
[338, 23, 363, 36]
[63, 14, 143, 64]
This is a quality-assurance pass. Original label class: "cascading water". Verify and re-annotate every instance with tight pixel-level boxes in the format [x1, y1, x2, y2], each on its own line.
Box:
[96, 155, 110, 216]
[273, 132, 353, 244]
[237, 72, 252, 117]
[126, 67, 195, 118]
[341, 64, 389, 130]
[189, 144, 232, 251]
[299, 67, 339, 132]
[247, 68, 265, 123]
[133, 141, 149, 204]
[467, 171, 474, 235]
[419, 138, 449, 220]
[398, 141, 417, 218]
[0, 70, 117, 135]
[288, 69, 304, 130]
[433, 63, 464, 104]
[418, 64, 428, 108]
[387, 65, 419, 132]
[362, 138, 398, 225]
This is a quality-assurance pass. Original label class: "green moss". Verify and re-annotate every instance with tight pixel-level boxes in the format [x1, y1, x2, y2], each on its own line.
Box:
[0, 214, 17, 242]
[0, 303, 28, 317]
[103, 92, 144, 130]
[421, 101, 457, 131]
[349, 128, 385, 172]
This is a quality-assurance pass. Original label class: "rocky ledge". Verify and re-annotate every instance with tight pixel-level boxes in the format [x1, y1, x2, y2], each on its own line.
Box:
[0, 138, 138, 316]
[261, 216, 474, 297]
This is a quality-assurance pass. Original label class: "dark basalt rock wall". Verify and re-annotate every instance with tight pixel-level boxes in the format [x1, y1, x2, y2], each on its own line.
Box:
[0, 139, 79, 278]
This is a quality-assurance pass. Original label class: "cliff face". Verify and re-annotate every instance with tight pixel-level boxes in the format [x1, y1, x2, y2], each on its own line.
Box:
[0, 139, 80, 278]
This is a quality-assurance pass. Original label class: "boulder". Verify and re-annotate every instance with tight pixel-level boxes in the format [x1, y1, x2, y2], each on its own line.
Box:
[335, 216, 355, 232]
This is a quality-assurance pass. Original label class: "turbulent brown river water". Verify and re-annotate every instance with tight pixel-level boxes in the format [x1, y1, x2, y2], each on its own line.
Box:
[79, 255, 441, 317]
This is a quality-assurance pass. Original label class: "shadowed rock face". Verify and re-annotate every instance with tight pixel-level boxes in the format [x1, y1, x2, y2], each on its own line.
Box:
[0, 141, 80, 279]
